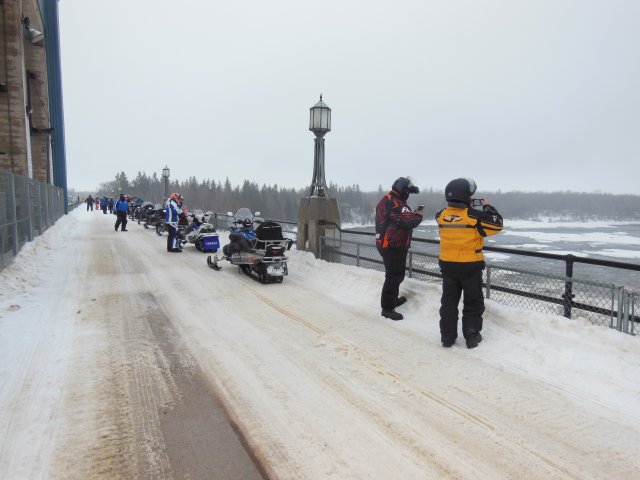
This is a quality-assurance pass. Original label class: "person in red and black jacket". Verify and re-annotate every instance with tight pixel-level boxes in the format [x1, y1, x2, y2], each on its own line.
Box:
[375, 177, 424, 320]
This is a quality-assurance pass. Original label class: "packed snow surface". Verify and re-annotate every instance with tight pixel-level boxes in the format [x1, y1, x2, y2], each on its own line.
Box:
[0, 208, 639, 479]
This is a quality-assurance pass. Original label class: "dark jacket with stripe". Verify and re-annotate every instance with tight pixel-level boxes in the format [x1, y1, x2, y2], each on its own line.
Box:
[375, 191, 423, 251]
[436, 205, 503, 262]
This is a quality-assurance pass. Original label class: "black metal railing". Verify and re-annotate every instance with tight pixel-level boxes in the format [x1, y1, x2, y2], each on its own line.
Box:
[317, 222, 639, 335]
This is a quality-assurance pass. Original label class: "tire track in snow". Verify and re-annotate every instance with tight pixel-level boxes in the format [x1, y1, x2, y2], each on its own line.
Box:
[248, 287, 325, 334]
[103, 219, 640, 479]
[468, 346, 640, 422]
[240, 281, 623, 479]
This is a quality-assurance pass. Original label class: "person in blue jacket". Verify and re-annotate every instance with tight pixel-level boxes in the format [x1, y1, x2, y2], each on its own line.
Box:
[165, 192, 184, 252]
[114, 194, 129, 231]
[99, 196, 108, 214]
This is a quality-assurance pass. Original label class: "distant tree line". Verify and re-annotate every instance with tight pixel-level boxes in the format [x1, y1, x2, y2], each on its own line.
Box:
[94, 171, 640, 224]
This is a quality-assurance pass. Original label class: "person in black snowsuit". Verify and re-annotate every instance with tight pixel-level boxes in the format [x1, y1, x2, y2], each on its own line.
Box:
[85, 195, 94, 211]
[375, 177, 423, 321]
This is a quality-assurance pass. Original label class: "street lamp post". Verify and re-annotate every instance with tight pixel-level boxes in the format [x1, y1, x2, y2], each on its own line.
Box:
[309, 95, 331, 197]
[162, 165, 170, 200]
[297, 95, 341, 257]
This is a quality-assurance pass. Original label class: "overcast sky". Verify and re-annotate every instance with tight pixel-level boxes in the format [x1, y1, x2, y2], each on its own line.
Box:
[58, 0, 639, 195]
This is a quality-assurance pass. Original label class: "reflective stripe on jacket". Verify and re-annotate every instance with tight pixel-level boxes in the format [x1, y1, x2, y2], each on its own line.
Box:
[436, 205, 503, 262]
[165, 198, 181, 224]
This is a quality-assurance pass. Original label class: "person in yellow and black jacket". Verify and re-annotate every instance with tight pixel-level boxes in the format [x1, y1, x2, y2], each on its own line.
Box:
[436, 178, 503, 348]
[375, 177, 423, 321]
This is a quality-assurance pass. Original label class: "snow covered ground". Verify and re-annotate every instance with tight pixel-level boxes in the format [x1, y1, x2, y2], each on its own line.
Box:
[1, 207, 639, 479]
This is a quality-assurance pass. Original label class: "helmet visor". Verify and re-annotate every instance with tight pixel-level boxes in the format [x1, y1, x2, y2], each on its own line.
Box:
[463, 178, 477, 196]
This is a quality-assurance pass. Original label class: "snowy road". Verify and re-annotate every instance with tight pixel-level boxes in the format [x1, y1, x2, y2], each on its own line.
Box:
[1, 207, 639, 479]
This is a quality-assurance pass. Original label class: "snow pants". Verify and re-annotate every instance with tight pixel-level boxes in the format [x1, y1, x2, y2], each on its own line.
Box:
[439, 261, 485, 343]
[167, 224, 180, 251]
[379, 247, 408, 311]
[114, 211, 128, 231]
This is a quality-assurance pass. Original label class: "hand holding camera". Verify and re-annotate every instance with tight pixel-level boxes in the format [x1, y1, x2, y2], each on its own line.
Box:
[471, 198, 489, 207]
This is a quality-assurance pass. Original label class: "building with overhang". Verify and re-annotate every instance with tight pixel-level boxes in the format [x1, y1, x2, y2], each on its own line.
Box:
[0, 0, 67, 206]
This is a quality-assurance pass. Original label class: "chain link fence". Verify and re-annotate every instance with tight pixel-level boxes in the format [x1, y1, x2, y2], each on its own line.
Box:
[320, 235, 639, 336]
[0, 171, 67, 270]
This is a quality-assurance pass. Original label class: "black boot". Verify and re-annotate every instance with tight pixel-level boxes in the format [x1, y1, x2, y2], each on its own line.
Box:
[381, 309, 403, 321]
[395, 296, 407, 307]
[466, 333, 482, 349]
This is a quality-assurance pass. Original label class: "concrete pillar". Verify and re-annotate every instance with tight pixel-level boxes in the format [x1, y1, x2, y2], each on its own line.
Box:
[296, 196, 341, 258]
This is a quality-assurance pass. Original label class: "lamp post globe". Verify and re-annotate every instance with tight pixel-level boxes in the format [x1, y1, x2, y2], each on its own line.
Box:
[309, 94, 331, 135]
[162, 166, 170, 200]
[308, 95, 331, 197]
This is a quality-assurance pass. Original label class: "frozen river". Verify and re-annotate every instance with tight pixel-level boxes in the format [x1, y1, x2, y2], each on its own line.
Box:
[343, 219, 640, 290]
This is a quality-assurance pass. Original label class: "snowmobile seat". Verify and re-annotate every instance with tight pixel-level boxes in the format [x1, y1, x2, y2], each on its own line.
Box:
[228, 232, 254, 253]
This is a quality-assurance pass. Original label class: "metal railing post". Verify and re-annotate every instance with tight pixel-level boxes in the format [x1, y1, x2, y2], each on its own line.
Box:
[610, 288, 616, 329]
[485, 266, 491, 299]
[631, 293, 637, 336]
[615, 287, 624, 331]
[26, 180, 33, 242]
[37, 182, 43, 235]
[408, 250, 413, 278]
[621, 289, 629, 333]
[9, 174, 18, 255]
[356, 243, 360, 267]
[319, 235, 324, 260]
[562, 254, 575, 319]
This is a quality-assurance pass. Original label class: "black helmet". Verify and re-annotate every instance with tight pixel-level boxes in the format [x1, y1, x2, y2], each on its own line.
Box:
[445, 178, 477, 207]
[392, 177, 419, 200]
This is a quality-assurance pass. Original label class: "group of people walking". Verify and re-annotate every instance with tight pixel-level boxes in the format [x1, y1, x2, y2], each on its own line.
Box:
[375, 177, 503, 349]
[84, 193, 129, 230]
[85, 195, 116, 214]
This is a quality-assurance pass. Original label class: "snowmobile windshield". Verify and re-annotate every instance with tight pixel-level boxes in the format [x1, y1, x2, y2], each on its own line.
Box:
[234, 207, 254, 220]
[228, 207, 255, 229]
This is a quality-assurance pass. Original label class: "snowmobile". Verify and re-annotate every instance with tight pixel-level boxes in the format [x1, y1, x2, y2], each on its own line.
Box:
[181, 210, 220, 252]
[140, 204, 165, 232]
[155, 207, 189, 236]
[135, 201, 156, 223]
[207, 207, 292, 283]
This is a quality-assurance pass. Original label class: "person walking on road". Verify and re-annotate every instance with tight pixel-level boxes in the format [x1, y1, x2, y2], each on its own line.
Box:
[114, 194, 129, 232]
[85, 195, 94, 212]
[375, 177, 423, 321]
[435, 178, 503, 349]
[100, 196, 108, 214]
